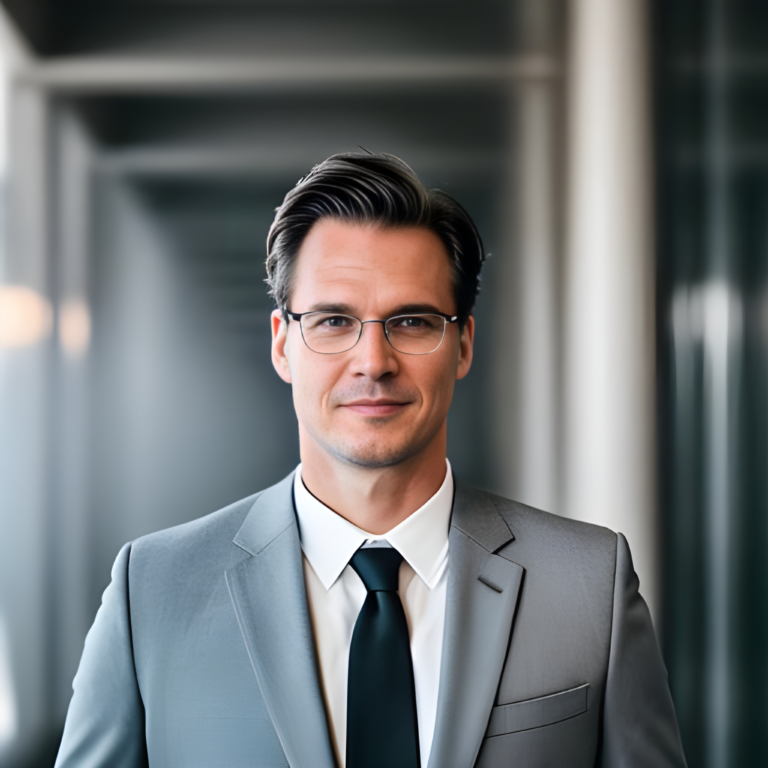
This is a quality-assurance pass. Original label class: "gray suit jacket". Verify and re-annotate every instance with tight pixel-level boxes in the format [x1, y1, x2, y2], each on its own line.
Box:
[55, 473, 687, 768]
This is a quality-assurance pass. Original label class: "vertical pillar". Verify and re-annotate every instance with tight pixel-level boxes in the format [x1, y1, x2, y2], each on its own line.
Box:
[50, 106, 95, 722]
[701, 2, 733, 764]
[496, 82, 560, 512]
[0, 81, 54, 762]
[562, 0, 657, 616]
[492, 0, 560, 514]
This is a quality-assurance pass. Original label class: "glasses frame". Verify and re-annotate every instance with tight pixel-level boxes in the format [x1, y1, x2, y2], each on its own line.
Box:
[284, 309, 459, 355]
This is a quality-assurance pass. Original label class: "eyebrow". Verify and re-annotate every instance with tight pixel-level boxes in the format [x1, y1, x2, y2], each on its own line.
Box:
[303, 302, 448, 316]
[304, 302, 356, 314]
[390, 303, 446, 315]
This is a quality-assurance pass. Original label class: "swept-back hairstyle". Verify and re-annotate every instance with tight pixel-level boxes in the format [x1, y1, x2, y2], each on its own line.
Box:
[265, 152, 486, 327]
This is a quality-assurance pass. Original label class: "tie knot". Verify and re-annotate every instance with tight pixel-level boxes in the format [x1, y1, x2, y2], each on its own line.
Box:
[349, 547, 403, 592]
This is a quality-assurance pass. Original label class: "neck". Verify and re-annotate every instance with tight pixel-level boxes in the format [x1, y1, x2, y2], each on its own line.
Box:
[299, 436, 448, 535]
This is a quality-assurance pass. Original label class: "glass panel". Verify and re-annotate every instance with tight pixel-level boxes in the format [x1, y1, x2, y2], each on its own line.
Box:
[656, 1, 768, 764]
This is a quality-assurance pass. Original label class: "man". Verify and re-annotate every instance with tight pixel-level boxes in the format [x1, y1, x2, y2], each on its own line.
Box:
[55, 153, 686, 768]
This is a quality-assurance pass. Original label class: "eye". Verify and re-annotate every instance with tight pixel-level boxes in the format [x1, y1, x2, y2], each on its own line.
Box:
[390, 315, 442, 330]
[393, 315, 427, 328]
[321, 315, 352, 328]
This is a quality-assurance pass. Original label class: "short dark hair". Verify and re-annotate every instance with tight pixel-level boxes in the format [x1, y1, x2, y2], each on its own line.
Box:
[265, 152, 486, 326]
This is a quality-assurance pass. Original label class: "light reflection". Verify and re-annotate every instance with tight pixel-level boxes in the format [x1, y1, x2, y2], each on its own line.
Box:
[671, 281, 743, 349]
[671, 279, 743, 768]
[0, 286, 52, 348]
[0, 613, 18, 752]
[59, 299, 91, 359]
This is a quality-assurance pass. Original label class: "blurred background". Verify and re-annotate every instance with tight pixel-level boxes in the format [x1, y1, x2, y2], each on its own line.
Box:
[0, 0, 765, 766]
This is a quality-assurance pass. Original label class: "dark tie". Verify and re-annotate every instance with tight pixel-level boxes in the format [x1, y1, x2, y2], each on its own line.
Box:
[346, 547, 420, 768]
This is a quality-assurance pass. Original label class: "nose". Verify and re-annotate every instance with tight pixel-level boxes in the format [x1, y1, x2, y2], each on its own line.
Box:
[348, 320, 399, 379]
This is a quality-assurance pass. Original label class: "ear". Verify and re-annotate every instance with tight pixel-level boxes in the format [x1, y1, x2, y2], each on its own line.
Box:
[271, 309, 293, 384]
[456, 314, 475, 381]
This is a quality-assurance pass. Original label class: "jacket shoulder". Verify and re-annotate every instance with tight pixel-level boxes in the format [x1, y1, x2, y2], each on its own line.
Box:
[129, 491, 270, 596]
[480, 488, 618, 554]
[461, 487, 619, 595]
[130, 491, 262, 562]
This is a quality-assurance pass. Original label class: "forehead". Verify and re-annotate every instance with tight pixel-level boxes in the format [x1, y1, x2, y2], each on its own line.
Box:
[289, 219, 455, 313]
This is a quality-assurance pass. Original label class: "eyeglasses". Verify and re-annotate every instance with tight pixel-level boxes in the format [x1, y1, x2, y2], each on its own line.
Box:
[284, 310, 459, 355]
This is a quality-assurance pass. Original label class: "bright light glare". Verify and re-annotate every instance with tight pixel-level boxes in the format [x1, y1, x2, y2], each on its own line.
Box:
[0, 286, 52, 347]
[0, 614, 17, 751]
[671, 281, 742, 350]
[59, 298, 91, 358]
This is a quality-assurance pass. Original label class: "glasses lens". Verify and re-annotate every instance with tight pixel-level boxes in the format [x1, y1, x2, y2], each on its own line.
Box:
[385, 314, 446, 354]
[300, 312, 361, 353]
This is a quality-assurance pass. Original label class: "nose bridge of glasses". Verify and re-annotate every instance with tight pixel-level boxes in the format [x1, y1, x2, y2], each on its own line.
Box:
[360, 318, 387, 330]
[358, 318, 393, 347]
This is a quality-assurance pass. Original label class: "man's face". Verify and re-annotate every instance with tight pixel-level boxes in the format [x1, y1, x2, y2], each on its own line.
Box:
[271, 218, 474, 470]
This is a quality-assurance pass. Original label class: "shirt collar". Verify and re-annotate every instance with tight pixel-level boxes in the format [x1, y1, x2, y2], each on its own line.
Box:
[293, 460, 453, 591]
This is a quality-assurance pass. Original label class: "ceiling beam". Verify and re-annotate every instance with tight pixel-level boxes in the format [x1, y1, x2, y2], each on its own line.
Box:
[16, 55, 558, 94]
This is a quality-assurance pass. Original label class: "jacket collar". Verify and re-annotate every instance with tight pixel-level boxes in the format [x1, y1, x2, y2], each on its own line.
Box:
[427, 482, 523, 768]
[227, 472, 338, 768]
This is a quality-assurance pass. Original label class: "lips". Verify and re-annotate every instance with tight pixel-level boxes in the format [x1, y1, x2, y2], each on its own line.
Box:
[340, 399, 409, 416]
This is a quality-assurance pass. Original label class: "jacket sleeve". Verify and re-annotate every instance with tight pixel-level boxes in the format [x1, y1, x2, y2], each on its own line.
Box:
[599, 533, 687, 767]
[55, 542, 149, 768]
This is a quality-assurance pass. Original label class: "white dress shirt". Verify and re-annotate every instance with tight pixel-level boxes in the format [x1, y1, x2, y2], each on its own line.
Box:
[293, 461, 453, 768]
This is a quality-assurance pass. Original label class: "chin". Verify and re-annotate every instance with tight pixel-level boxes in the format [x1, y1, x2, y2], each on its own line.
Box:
[328, 436, 426, 470]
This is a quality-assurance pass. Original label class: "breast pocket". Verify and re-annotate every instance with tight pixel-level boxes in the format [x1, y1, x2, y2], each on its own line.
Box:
[486, 683, 589, 737]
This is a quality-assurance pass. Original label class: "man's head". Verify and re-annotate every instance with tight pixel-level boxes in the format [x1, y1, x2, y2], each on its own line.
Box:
[268, 153, 485, 473]
[266, 152, 485, 328]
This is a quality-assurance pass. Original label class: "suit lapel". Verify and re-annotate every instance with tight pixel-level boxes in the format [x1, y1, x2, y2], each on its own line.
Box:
[225, 474, 337, 768]
[428, 484, 524, 768]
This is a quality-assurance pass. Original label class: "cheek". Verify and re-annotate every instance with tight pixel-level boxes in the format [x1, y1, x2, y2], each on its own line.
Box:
[432, 375, 456, 411]
[410, 359, 456, 409]
[289, 358, 341, 412]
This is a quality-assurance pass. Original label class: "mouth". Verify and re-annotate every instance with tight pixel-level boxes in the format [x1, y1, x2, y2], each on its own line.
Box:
[340, 399, 410, 417]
